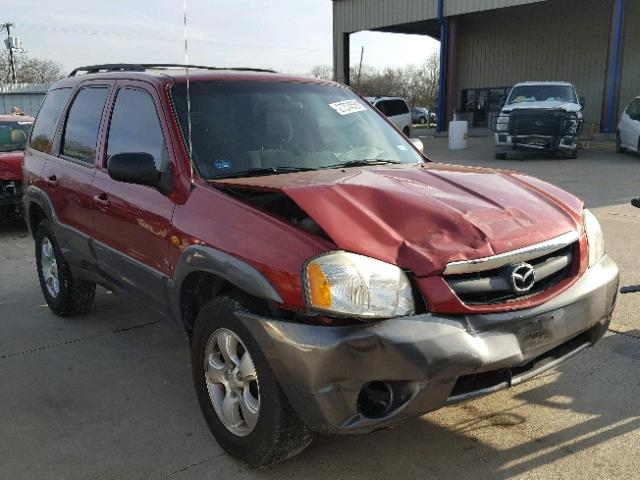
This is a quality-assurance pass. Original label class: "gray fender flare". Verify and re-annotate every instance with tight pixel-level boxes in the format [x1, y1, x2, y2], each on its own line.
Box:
[168, 244, 284, 327]
[23, 185, 59, 237]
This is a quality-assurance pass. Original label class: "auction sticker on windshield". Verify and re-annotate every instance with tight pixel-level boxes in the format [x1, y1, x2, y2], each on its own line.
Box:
[329, 100, 367, 116]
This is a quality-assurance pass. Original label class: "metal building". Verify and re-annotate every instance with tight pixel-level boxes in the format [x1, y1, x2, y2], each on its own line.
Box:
[0, 83, 50, 116]
[332, 0, 637, 133]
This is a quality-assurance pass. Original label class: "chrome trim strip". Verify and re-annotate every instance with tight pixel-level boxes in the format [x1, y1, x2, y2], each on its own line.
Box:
[443, 231, 580, 275]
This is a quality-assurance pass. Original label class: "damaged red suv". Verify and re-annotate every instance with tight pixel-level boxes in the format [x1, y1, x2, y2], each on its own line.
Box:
[23, 64, 618, 467]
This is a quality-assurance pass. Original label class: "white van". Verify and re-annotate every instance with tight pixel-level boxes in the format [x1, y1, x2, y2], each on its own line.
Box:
[366, 96, 412, 137]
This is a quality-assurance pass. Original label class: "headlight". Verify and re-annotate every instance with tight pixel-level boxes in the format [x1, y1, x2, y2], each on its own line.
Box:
[496, 115, 509, 132]
[583, 209, 605, 267]
[304, 251, 415, 318]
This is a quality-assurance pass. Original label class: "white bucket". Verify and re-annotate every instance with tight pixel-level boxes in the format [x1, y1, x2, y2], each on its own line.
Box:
[448, 120, 468, 150]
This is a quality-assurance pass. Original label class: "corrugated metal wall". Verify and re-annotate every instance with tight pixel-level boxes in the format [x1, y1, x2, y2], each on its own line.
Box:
[0, 83, 49, 116]
[455, 0, 612, 127]
[445, 0, 544, 16]
[619, 0, 640, 116]
[333, 0, 438, 33]
[333, 0, 545, 33]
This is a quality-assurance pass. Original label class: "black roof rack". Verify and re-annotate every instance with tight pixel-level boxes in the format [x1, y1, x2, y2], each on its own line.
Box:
[69, 63, 277, 77]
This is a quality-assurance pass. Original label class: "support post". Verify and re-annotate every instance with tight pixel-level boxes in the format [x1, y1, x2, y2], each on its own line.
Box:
[342, 33, 350, 85]
[603, 0, 625, 133]
[436, 0, 447, 132]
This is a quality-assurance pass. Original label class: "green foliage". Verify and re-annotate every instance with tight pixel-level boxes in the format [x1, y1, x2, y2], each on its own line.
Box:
[309, 51, 439, 108]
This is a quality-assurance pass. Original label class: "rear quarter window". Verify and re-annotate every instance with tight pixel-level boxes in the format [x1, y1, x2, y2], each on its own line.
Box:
[394, 100, 410, 115]
[30, 88, 72, 153]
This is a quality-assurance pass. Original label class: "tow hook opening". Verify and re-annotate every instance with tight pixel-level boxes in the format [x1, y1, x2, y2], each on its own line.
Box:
[357, 381, 394, 419]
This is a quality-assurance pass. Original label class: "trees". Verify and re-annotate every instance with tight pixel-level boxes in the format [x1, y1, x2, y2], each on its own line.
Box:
[310, 51, 440, 108]
[0, 51, 64, 84]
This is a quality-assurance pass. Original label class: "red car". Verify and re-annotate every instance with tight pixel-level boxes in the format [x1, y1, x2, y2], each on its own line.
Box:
[0, 114, 34, 219]
[23, 64, 618, 467]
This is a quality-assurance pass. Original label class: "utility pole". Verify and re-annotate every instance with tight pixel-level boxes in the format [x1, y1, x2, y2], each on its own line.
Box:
[356, 46, 364, 87]
[2, 22, 17, 83]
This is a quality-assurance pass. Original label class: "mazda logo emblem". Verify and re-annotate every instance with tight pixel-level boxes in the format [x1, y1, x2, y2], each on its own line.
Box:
[509, 263, 536, 294]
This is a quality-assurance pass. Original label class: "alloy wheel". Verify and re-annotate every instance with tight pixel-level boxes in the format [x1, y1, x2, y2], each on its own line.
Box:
[40, 237, 60, 298]
[204, 328, 260, 437]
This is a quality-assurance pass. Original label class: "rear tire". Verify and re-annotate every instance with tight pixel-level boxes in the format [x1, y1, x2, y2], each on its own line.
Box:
[494, 152, 507, 160]
[403, 126, 411, 137]
[35, 219, 95, 316]
[191, 296, 312, 467]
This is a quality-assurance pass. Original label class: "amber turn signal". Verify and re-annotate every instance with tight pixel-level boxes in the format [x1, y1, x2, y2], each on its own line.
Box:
[306, 261, 332, 309]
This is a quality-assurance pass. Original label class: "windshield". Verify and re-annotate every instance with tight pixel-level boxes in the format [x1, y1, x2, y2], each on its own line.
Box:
[507, 85, 577, 105]
[171, 81, 423, 179]
[0, 120, 33, 152]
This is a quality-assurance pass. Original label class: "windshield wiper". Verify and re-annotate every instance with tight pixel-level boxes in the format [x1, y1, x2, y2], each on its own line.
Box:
[322, 159, 404, 169]
[210, 166, 318, 179]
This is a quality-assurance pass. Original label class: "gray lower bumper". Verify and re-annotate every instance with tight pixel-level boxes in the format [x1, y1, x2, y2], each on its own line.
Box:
[240, 256, 619, 434]
[495, 133, 578, 153]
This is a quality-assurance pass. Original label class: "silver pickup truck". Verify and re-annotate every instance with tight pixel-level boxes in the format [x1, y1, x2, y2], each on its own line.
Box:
[495, 81, 584, 159]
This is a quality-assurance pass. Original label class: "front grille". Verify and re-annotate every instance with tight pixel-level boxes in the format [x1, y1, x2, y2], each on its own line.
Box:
[508, 109, 573, 136]
[0, 180, 22, 205]
[445, 242, 576, 305]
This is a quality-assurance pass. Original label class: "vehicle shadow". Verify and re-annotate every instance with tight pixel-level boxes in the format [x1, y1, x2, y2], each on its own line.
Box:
[258, 332, 639, 479]
[0, 217, 28, 236]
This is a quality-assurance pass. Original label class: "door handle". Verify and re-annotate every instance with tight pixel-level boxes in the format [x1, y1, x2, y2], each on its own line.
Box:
[92, 193, 110, 208]
[46, 175, 58, 187]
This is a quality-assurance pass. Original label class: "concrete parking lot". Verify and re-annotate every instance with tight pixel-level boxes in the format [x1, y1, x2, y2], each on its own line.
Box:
[1, 137, 639, 480]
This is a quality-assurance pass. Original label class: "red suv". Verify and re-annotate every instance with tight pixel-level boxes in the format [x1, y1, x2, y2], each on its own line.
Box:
[0, 114, 34, 219]
[23, 64, 618, 467]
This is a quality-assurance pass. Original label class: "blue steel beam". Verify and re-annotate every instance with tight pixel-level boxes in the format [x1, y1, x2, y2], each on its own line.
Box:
[603, 0, 624, 133]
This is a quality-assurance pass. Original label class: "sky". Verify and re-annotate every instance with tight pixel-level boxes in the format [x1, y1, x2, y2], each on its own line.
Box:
[2, 0, 439, 76]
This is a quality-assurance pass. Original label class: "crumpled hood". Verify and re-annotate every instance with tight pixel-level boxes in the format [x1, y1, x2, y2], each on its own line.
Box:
[0, 151, 23, 181]
[503, 101, 582, 113]
[214, 164, 583, 276]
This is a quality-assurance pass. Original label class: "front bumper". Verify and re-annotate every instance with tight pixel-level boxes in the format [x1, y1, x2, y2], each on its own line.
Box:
[240, 256, 618, 434]
[495, 133, 578, 153]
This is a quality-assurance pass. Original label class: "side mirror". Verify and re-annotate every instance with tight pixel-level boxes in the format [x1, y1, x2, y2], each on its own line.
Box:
[107, 152, 161, 185]
[409, 138, 424, 153]
[631, 197, 640, 209]
[579, 97, 586, 109]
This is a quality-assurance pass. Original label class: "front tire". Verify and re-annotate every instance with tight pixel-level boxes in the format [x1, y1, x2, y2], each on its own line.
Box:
[565, 148, 578, 159]
[35, 219, 95, 316]
[403, 126, 411, 137]
[616, 132, 625, 153]
[191, 296, 312, 467]
[419, 116, 427, 125]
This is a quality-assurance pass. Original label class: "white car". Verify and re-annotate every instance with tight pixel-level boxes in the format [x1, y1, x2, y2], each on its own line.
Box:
[616, 96, 640, 155]
[366, 96, 412, 137]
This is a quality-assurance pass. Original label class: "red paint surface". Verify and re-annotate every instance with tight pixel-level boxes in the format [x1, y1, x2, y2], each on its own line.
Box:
[214, 163, 583, 277]
[0, 152, 24, 181]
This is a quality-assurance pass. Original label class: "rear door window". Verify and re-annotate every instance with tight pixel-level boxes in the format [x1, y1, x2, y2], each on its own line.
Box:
[106, 88, 169, 172]
[393, 100, 409, 115]
[61, 87, 109, 165]
[29, 88, 72, 153]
